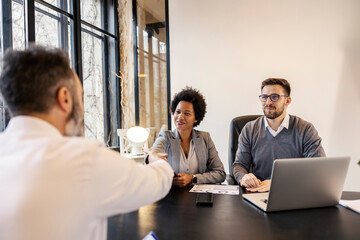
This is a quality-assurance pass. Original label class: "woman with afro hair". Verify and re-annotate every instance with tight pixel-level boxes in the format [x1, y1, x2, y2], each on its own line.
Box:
[151, 87, 226, 187]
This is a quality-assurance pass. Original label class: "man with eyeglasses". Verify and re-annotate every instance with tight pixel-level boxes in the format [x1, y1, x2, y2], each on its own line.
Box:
[233, 78, 325, 192]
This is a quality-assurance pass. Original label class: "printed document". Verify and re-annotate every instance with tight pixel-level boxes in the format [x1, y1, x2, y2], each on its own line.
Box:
[190, 184, 239, 195]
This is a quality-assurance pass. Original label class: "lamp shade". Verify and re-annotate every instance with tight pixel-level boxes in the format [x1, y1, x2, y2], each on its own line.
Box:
[126, 127, 149, 155]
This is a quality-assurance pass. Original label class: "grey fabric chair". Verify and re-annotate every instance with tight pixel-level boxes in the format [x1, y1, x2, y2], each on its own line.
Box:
[228, 115, 261, 178]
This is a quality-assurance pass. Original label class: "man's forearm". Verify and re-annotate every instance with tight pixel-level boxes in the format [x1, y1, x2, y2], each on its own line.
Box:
[232, 163, 249, 183]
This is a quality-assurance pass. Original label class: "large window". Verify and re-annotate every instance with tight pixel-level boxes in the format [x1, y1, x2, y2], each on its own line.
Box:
[1, 0, 171, 146]
[0, 0, 120, 146]
[132, 0, 170, 133]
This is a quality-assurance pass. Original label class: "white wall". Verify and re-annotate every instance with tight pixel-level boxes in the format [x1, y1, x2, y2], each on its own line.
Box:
[169, 0, 360, 191]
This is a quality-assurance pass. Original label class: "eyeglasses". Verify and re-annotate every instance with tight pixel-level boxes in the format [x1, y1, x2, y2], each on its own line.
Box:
[259, 94, 288, 102]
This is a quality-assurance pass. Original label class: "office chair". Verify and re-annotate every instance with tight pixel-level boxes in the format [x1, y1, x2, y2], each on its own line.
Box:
[228, 115, 261, 179]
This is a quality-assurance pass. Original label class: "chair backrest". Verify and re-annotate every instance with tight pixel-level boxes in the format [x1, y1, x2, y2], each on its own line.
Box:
[228, 115, 261, 177]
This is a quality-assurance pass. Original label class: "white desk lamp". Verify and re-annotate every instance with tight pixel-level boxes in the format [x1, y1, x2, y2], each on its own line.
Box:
[126, 126, 149, 155]
[117, 127, 150, 164]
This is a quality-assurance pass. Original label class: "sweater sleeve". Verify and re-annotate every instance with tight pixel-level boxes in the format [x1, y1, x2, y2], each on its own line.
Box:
[302, 122, 326, 157]
[232, 123, 253, 183]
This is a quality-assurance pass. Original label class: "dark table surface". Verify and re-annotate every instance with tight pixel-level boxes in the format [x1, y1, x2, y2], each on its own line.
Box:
[107, 187, 360, 240]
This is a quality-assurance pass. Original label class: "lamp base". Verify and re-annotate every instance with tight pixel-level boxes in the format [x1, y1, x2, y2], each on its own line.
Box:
[131, 146, 144, 155]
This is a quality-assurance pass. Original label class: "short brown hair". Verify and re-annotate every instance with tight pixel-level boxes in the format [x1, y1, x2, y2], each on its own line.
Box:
[261, 78, 291, 96]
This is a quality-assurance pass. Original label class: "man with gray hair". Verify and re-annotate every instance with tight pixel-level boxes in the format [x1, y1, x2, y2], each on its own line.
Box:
[233, 78, 326, 193]
[0, 46, 173, 240]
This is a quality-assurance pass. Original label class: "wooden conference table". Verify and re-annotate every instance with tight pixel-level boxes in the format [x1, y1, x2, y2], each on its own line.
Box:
[107, 186, 360, 240]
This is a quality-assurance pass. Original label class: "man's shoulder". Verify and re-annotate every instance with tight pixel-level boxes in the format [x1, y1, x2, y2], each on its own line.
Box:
[63, 136, 103, 145]
[239, 116, 264, 141]
[243, 116, 264, 131]
[288, 115, 321, 138]
[289, 115, 315, 129]
[57, 136, 105, 155]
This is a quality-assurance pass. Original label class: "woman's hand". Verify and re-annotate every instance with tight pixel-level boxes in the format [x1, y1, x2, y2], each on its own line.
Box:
[144, 148, 168, 164]
[173, 173, 193, 187]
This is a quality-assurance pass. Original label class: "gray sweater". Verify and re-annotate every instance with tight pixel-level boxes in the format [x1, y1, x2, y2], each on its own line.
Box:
[233, 115, 326, 182]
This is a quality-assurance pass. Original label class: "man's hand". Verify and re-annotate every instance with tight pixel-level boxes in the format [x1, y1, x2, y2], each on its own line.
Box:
[144, 148, 168, 164]
[173, 173, 193, 187]
[246, 180, 271, 193]
[240, 173, 261, 188]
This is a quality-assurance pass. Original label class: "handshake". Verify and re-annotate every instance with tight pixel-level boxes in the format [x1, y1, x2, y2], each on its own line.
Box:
[144, 148, 168, 164]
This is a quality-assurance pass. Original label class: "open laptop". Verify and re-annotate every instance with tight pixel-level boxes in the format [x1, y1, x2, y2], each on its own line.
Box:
[242, 156, 350, 212]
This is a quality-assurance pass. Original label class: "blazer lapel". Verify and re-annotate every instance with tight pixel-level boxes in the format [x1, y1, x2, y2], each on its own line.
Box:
[169, 129, 181, 173]
[192, 130, 207, 173]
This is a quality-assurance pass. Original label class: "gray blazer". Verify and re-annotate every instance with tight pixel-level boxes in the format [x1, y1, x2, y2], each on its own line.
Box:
[151, 129, 226, 184]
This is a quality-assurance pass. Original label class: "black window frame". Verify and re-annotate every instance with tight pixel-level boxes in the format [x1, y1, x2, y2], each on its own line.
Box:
[0, 0, 121, 146]
[0, 0, 13, 131]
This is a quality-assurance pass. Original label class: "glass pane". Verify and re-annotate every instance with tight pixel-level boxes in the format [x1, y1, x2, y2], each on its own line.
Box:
[12, 0, 25, 49]
[40, 0, 72, 13]
[80, 0, 115, 35]
[80, 0, 101, 30]
[81, 25, 105, 143]
[35, 2, 72, 61]
[35, 2, 59, 47]
[136, 0, 168, 133]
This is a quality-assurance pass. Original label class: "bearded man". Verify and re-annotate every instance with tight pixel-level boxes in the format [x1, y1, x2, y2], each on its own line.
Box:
[0, 46, 173, 240]
[232, 78, 326, 192]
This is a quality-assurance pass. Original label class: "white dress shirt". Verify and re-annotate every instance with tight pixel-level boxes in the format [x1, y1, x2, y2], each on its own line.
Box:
[0, 116, 173, 240]
[179, 140, 199, 174]
[264, 114, 290, 137]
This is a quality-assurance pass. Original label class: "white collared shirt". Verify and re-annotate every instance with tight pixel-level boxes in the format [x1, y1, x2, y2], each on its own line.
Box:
[179, 139, 199, 174]
[0, 116, 173, 240]
[264, 114, 290, 137]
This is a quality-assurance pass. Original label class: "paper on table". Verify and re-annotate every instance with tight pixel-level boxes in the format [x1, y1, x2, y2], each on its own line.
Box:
[190, 184, 239, 195]
[339, 199, 360, 214]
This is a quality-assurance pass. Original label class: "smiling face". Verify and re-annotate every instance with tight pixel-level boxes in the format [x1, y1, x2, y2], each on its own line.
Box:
[173, 101, 197, 132]
[261, 84, 291, 120]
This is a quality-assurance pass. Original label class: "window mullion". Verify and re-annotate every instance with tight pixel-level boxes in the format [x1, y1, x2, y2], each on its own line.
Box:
[24, 0, 36, 46]
[132, 0, 140, 125]
[165, 0, 171, 129]
[58, 0, 69, 51]
[0, 0, 12, 131]
[114, 0, 121, 137]
[101, 0, 110, 145]
[71, 0, 83, 82]
[1, 0, 13, 52]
